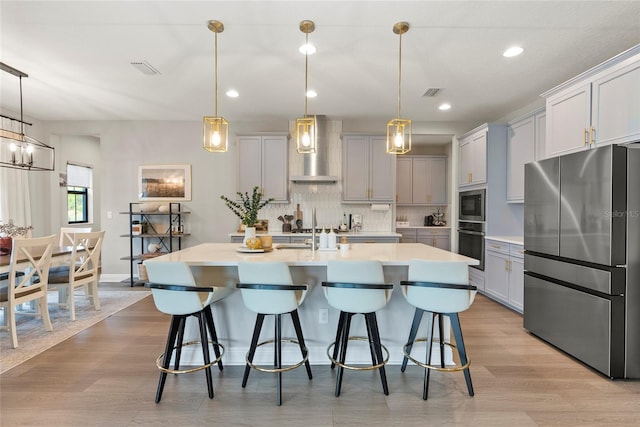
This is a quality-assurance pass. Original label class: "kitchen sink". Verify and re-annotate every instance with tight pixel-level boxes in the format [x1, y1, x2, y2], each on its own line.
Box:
[275, 243, 311, 249]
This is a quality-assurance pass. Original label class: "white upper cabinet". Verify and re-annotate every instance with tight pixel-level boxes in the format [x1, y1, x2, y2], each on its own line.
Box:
[507, 109, 544, 202]
[459, 127, 487, 188]
[237, 134, 289, 202]
[342, 135, 394, 202]
[396, 156, 447, 205]
[543, 45, 640, 159]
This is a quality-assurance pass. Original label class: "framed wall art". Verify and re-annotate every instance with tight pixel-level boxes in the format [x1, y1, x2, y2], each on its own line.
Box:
[138, 164, 191, 201]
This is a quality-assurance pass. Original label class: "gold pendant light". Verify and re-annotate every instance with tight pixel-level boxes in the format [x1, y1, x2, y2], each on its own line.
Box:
[203, 20, 229, 153]
[295, 20, 317, 154]
[386, 22, 411, 155]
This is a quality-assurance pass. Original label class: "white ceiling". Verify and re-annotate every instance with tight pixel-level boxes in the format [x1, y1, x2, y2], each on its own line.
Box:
[1, 1, 639, 133]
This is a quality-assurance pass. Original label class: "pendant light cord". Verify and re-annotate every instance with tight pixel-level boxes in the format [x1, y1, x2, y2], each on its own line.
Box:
[397, 31, 402, 120]
[304, 32, 309, 118]
[214, 30, 219, 117]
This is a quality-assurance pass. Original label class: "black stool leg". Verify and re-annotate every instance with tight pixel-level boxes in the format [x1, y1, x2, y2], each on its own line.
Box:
[367, 312, 389, 395]
[335, 312, 352, 397]
[243, 313, 265, 388]
[203, 305, 223, 371]
[290, 309, 313, 380]
[197, 312, 214, 399]
[275, 313, 282, 406]
[173, 316, 186, 371]
[437, 313, 446, 369]
[449, 313, 474, 397]
[423, 312, 435, 400]
[401, 308, 424, 372]
[156, 315, 182, 403]
[365, 313, 378, 368]
[331, 311, 346, 369]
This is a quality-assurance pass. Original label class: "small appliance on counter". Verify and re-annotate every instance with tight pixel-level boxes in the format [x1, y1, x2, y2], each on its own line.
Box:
[425, 215, 434, 226]
[432, 209, 445, 226]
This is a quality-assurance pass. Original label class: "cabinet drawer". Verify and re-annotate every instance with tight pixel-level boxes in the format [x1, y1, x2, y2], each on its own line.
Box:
[485, 239, 510, 254]
[397, 228, 417, 239]
[510, 244, 525, 259]
[417, 229, 448, 238]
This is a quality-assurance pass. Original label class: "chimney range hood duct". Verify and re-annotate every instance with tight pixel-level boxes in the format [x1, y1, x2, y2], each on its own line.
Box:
[290, 115, 338, 183]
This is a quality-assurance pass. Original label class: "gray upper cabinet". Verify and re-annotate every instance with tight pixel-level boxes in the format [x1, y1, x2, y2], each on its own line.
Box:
[396, 156, 447, 205]
[342, 135, 394, 202]
[543, 45, 640, 159]
[237, 134, 289, 202]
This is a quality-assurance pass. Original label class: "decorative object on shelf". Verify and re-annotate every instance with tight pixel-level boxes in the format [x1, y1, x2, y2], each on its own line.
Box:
[295, 20, 317, 154]
[386, 22, 412, 155]
[0, 219, 33, 255]
[220, 185, 274, 228]
[138, 164, 191, 201]
[0, 62, 55, 171]
[203, 20, 229, 153]
[147, 243, 162, 253]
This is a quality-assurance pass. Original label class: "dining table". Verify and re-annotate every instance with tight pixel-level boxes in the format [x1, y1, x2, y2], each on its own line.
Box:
[144, 242, 479, 366]
[0, 245, 74, 275]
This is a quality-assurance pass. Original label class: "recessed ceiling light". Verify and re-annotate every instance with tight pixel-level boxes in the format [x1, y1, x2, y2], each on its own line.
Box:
[439, 103, 451, 111]
[226, 89, 239, 98]
[503, 46, 524, 58]
[299, 43, 316, 55]
[306, 90, 317, 98]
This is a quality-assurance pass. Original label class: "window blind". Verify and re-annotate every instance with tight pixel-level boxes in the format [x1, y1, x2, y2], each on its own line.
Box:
[67, 163, 92, 188]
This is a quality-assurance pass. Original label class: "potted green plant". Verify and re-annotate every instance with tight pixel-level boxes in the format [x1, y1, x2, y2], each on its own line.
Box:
[220, 186, 274, 244]
[0, 219, 33, 256]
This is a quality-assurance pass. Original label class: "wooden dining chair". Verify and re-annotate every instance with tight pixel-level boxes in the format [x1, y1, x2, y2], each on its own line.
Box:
[47, 230, 105, 321]
[0, 235, 57, 348]
[59, 226, 92, 247]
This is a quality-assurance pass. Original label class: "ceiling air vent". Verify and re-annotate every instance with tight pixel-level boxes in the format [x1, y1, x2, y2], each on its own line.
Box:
[422, 88, 440, 97]
[130, 60, 161, 75]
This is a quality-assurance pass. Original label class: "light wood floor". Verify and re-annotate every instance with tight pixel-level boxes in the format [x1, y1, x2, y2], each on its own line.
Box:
[1, 290, 639, 426]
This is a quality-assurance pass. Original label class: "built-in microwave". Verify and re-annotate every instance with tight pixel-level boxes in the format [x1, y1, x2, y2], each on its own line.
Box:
[459, 189, 486, 221]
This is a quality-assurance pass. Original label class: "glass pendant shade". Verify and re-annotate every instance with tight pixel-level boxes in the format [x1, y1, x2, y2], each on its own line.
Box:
[386, 118, 412, 154]
[203, 116, 229, 152]
[296, 115, 317, 154]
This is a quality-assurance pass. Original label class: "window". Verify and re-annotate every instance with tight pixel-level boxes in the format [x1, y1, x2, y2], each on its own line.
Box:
[67, 163, 92, 224]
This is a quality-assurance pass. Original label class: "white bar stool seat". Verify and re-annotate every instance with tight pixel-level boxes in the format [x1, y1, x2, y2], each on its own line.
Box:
[322, 260, 393, 397]
[400, 259, 477, 400]
[144, 261, 234, 403]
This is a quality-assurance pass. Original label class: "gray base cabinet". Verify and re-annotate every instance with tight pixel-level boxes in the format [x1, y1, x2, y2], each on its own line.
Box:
[484, 239, 524, 313]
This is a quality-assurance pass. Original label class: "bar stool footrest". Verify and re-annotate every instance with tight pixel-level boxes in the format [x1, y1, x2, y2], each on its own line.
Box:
[327, 336, 390, 371]
[403, 338, 470, 372]
[246, 338, 309, 374]
[156, 340, 225, 374]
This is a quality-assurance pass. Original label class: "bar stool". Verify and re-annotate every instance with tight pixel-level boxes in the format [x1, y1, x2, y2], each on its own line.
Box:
[400, 259, 477, 400]
[322, 260, 393, 397]
[144, 261, 234, 403]
[236, 261, 312, 406]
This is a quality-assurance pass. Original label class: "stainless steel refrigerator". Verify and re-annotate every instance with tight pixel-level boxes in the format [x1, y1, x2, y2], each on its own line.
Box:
[524, 144, 640, 379]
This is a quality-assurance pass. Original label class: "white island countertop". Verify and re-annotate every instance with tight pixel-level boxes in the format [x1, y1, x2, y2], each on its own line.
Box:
[146, 242, 478, 267]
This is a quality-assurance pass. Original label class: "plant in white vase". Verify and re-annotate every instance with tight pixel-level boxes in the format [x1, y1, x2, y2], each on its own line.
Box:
[220, 186, 273, 246]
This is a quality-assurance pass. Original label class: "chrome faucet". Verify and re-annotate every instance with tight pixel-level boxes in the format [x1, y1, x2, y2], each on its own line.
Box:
[311, 208, 317, 252]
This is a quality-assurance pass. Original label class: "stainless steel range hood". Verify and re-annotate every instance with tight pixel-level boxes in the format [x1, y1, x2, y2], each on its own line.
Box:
[290, 115, 339, 183]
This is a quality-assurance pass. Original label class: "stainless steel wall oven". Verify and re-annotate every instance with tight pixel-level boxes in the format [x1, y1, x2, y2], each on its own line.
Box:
[458, 221, 485, 270]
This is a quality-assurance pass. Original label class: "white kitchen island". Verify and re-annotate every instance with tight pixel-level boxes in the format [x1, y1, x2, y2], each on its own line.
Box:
[144, 243, 478, 366]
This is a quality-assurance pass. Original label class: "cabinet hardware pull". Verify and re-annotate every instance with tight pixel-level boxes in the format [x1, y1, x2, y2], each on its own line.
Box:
[584, 128, 589, 146]
[505, 259, 509, 271]
[590, 126, 596, 144]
